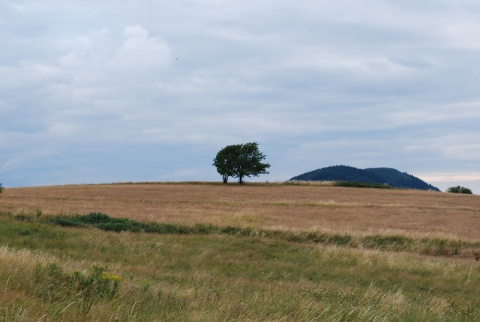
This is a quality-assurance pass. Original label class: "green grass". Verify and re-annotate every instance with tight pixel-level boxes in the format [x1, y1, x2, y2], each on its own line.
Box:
[1, 212, 479, 321]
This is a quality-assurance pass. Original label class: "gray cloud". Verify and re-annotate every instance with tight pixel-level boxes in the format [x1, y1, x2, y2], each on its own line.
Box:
[1, 1, 479, 192]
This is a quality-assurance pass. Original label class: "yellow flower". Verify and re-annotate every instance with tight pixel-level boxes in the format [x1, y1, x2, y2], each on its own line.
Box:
[102, 272, 122, 282]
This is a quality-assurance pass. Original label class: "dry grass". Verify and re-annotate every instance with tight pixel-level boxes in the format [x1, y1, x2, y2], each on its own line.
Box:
[1, 229, 479, 321]
[1, 182, 479, 240]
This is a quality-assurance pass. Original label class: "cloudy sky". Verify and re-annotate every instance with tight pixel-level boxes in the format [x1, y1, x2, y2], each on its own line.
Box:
[1, 1, 480, 192]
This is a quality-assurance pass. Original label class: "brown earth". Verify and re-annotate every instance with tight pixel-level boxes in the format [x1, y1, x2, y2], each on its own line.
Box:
[1, 183, 479, 240]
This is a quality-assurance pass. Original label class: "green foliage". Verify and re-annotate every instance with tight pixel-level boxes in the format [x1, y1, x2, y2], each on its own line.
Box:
[213, 142, 270, 184]
[0, 183, 3, 194]
[334, 181, 392, 189]
[446, 186, 473, 194]
[212, 144, 238, 183]
[33, 263, 121, 316]
[46, 212, 142, 232]
[46, 213, 189, 233]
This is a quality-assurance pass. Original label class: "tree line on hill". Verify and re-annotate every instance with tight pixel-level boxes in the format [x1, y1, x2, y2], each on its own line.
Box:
[289, 165, 441, 191]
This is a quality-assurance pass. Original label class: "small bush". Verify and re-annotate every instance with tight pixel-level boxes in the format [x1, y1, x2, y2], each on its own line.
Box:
[0, 183, 3, 194]
[446, 186, 473, 194]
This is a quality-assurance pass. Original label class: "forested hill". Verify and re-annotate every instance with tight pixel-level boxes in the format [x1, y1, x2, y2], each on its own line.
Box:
[290, 165, 440, 191]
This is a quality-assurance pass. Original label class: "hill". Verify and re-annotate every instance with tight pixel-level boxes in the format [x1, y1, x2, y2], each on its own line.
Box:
[290, 165, 440, 191]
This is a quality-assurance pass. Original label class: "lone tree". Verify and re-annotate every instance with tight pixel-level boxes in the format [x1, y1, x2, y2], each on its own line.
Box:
[0, 182, 3, 194]
[213, 142, 270, 184]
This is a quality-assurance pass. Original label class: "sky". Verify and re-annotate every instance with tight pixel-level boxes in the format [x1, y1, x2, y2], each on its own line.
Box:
[1, 1, 480, 193]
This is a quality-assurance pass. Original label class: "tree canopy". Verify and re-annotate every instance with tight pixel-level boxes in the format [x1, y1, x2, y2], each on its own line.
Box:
[213, 142, 270, 184]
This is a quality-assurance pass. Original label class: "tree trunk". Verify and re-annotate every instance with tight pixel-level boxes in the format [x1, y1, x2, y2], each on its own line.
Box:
[238, 174, 244, 184]
[222, 174, 228, 184]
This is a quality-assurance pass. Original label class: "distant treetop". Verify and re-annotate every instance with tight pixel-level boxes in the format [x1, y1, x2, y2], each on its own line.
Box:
[446, 186, 473, 194]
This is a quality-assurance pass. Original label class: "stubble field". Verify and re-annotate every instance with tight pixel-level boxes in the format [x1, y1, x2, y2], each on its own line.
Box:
[0, 182, 479, 321]
[2, 182, 480, 239]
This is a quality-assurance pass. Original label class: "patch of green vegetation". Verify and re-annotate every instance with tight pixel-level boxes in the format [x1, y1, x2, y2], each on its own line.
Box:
[361, 235, 415, 251]
[334, 181, 392, 189]
[419, 238, 468, 257]
[0, 213, 66, 250]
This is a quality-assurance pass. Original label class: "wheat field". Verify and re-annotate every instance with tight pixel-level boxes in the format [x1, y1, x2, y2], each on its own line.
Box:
[1, 182, 479, 239]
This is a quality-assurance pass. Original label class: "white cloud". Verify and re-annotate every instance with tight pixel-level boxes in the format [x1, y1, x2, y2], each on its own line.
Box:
[419, 173, 480, 183]
[416, 172, 480, 193]
[111, 25, 172, 71]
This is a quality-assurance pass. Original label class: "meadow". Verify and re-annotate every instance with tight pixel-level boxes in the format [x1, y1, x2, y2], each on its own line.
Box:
[0, 182, 479, 321]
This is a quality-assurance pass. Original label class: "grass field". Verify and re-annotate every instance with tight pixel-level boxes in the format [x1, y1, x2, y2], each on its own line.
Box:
[0, 182, 479, 321]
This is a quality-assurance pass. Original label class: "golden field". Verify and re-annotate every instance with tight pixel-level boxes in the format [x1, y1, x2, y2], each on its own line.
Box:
[1, 182, 479, 240]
